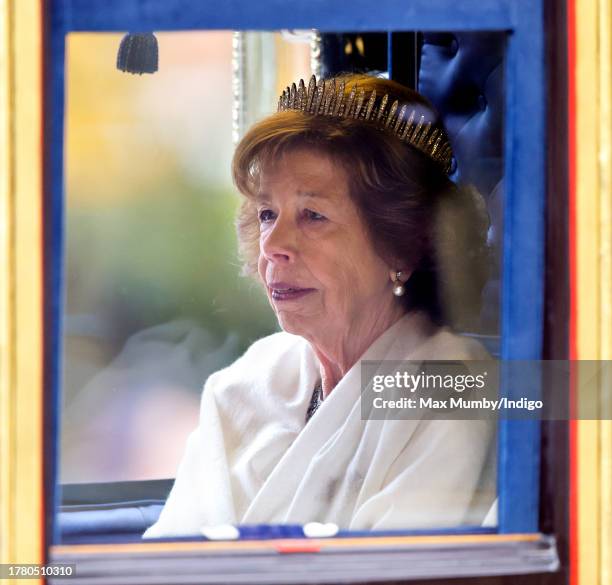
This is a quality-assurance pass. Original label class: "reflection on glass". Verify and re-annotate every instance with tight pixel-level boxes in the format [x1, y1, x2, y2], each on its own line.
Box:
[62, 31, 310, 482]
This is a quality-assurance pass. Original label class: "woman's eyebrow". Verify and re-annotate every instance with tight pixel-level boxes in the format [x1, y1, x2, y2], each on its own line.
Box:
[254, 192, 271, 203]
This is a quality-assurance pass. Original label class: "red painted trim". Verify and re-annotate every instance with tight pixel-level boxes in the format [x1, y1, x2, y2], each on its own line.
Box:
[567, 0, 578, 583]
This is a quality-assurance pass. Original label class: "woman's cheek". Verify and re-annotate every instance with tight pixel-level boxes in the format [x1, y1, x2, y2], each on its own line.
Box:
[319, 257, 356, 306]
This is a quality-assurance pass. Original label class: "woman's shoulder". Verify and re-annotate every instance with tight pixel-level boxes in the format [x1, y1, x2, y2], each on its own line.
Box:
[205, 329, 313, 388]
[241, 329, 311, 361]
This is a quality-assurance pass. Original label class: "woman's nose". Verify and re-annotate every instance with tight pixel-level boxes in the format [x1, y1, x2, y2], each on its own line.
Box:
[260, 217, 297, 263]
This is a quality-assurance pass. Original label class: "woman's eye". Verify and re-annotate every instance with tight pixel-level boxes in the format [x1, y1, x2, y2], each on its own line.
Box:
[305, 209, 326, 221]
[258, 209, 276, 223]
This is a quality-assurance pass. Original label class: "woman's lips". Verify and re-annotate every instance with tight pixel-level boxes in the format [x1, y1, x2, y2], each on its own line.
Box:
[268, 282, 315, 302]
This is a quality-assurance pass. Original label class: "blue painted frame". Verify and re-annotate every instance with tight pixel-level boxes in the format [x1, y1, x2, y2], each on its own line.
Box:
[48, 0, 544, 540]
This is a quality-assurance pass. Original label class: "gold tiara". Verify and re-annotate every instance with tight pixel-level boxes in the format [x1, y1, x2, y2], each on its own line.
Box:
[277, 75, 453, 175]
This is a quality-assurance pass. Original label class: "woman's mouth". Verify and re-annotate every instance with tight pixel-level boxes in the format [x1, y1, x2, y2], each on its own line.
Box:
[269, 283, 315, 302]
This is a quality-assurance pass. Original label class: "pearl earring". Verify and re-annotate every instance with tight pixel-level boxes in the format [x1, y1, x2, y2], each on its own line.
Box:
[392, 271, 405, 297]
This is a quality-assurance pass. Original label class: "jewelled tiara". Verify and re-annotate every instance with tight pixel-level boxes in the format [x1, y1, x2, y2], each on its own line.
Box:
[277, 75, 453, 175]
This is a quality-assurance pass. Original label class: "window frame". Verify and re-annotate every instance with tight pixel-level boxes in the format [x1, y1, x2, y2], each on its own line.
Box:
[42, 0, 553, 580]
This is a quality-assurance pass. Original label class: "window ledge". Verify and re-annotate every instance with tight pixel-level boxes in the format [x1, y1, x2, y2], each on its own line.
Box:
[50, 533, 559, 584]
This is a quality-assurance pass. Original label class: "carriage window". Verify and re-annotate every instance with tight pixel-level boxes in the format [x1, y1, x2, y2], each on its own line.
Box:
[60, 28, 507, 538]
[0, 0, 569, 577]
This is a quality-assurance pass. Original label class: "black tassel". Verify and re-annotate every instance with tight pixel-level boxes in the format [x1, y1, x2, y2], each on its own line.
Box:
[116, 33, 158, 75]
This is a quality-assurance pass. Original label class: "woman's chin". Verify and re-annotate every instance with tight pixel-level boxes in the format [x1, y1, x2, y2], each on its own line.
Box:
[275, 311, 314, 337]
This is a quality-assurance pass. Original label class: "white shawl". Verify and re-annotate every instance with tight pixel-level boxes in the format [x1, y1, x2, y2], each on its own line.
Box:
[143, 311, 496, 538]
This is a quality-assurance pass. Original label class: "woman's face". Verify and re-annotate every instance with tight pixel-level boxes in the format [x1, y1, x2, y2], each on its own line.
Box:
[256, 148, 397, 341]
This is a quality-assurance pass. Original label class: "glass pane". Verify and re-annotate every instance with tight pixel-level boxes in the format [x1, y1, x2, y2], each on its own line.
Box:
[60, 29, 502, 537]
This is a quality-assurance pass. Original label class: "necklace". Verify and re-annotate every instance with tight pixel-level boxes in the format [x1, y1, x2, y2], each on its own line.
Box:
[305, 380, 323, 423]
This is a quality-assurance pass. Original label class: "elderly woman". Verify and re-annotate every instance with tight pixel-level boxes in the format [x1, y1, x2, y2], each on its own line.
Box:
[144, 73, 495, 537]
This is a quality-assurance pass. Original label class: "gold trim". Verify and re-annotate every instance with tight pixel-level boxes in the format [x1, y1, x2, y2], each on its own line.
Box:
[0, 0, 44, 573]
[0, 0, 14, 565]
[598, 1, 612, 583]
[575, 0, 600, 576]
[601, 0, 612, 367]
[576, 0, 612, 583]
